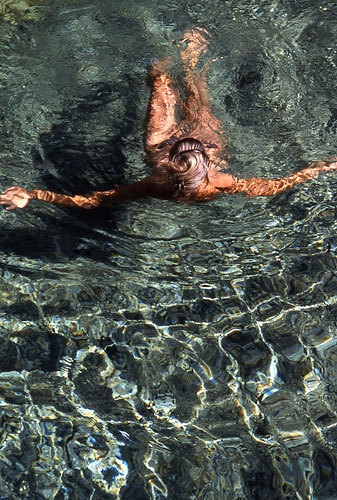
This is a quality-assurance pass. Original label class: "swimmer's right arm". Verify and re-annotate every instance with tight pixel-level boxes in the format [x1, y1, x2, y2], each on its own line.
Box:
[0, 175, 173, 210]
[0, 185, 117, 210]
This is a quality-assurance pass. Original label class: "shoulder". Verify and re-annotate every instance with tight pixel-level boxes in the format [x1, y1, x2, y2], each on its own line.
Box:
[208, 171, 236, 190]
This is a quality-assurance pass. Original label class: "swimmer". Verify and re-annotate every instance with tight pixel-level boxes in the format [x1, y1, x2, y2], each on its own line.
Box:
[0, 28, 336, 211]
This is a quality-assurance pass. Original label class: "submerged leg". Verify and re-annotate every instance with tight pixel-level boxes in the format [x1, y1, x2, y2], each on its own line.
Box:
[179, 28, 225, 145]
[144, 59, 180, 151]
[179, 28, 211, 112]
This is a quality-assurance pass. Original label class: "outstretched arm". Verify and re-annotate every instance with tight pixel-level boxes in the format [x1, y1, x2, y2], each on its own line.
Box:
[219, 160, 337, 197]
[0, 175, 172, 211]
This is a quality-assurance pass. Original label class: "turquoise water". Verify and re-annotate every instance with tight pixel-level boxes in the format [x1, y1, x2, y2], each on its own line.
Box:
[0, 0, 337, 498]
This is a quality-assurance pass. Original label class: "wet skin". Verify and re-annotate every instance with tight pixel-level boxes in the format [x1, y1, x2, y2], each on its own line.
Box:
[1, 28, 336, 211]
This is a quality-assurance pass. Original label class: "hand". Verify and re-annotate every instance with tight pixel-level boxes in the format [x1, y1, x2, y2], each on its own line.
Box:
[0, 186, 31, 210]
[326, 158, 337, 170]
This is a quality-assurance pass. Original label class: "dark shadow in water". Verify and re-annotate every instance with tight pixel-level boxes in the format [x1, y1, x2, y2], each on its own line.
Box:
[38, 74, 145, 204]
[0, 220, 114, 262]
[34, 79, 139, 193]
[0, 79, 144, 260]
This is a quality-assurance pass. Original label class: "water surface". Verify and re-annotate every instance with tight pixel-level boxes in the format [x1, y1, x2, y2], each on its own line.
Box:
[0, 0, 337, 498]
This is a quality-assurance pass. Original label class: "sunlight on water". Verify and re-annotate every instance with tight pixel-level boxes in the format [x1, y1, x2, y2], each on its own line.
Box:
[0, 0, 337, 498]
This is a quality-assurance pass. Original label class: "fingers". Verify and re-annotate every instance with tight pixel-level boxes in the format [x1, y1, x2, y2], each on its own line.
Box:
[320, 161, 337, 172]
[5, 203, 16, 211]
[2, 186, 26, 195]
[0, 198, 14, 210]
[310, 160, 337, 172]
[322, 157, 337, 168]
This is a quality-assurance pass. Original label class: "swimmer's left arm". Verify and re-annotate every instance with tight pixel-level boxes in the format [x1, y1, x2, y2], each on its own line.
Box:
[217, 161, 337, 197]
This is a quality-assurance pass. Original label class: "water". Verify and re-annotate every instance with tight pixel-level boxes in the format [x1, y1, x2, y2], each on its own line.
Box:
[0, 0, 337, 498]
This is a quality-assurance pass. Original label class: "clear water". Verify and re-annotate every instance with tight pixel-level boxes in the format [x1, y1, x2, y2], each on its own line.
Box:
[0, 0, 337, 498]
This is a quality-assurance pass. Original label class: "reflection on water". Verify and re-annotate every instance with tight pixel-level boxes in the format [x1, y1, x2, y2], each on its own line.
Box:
[0, 0, 337, 498]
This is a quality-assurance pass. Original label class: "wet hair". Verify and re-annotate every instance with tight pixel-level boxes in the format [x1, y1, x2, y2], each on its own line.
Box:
[168, 138, 210, 192]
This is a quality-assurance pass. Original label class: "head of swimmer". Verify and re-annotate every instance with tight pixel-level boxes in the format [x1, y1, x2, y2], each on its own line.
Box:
[167, 138, 210, 192]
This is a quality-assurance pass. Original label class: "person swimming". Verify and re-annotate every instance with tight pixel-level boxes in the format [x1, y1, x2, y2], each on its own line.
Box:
[0, 28, 336, 211]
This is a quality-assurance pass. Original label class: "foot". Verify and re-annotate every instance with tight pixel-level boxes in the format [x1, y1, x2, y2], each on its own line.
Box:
[179, 27, 211, 72]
